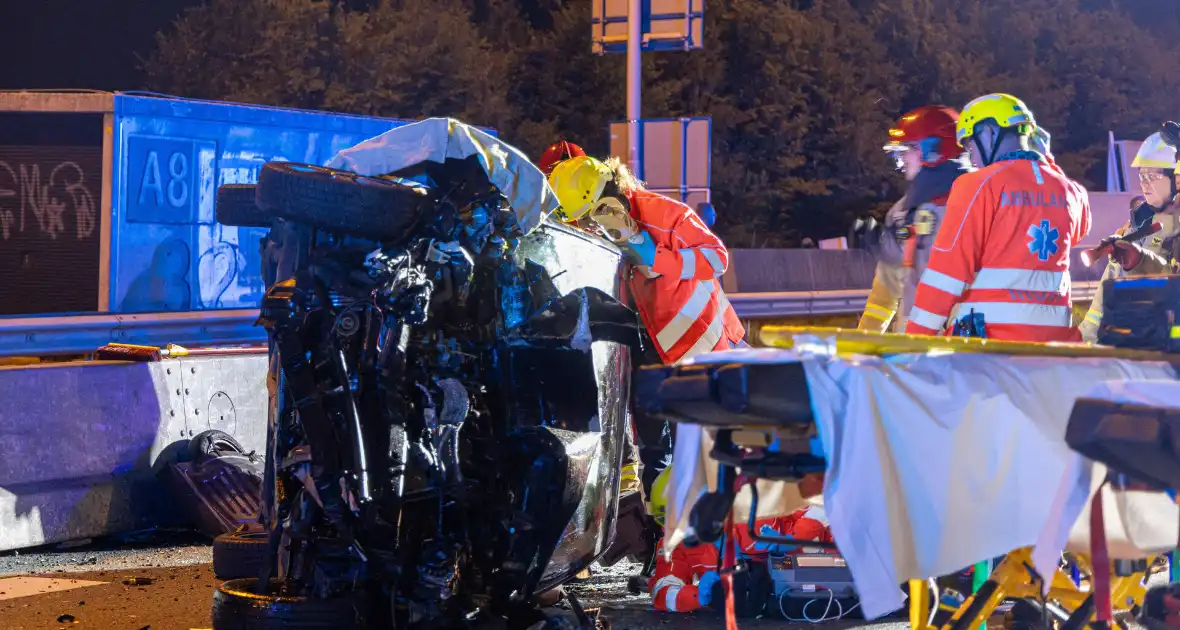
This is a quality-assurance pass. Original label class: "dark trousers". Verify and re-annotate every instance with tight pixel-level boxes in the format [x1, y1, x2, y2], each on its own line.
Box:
[624, 331, 673, 498]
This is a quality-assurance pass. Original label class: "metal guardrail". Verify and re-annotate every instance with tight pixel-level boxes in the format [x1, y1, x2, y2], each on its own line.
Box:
[729, 281, 1100, 319]
[0, 281, 1103, 357]
[0, 309, 266, 357]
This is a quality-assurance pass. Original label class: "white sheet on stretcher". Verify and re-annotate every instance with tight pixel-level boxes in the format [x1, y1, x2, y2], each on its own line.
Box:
[664, 347, 1175, 619]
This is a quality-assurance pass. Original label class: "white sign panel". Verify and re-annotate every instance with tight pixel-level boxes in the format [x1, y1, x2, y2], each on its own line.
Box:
[592, 0, 704, 55]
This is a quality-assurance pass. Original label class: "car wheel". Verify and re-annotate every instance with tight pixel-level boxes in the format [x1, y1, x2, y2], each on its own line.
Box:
[187, 429, 246, 463]
[211, 578, 361, 629]
[255, 162, 434, 242]
[216, 185, 272, 228]
[212, 531, 272, 580]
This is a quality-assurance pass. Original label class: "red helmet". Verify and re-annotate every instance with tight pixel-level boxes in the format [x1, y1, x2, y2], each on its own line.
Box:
[539, 140, 586, 175]
[884, 106, 960, 167]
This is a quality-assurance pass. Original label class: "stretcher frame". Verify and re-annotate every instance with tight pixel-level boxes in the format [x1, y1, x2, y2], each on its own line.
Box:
[763, 327, 1177, 629]
[644, 326, 1179, 628]
[907, 548, 1158, 630]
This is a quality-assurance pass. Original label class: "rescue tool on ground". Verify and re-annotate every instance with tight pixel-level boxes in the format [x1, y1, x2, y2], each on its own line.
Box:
[646, 467, 844, 618]
[858, 105, 969, 332]
[904, 93, 1091, 342]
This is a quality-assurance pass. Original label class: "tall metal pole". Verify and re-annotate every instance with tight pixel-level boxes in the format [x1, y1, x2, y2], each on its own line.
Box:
[627, 0, 642, 177]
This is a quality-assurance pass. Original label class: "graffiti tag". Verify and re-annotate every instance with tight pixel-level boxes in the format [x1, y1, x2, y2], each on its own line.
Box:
[0, 161, 97, 241]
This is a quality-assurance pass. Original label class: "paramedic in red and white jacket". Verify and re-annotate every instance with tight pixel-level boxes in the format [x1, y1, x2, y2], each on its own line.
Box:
[904, 94, 1091, 342]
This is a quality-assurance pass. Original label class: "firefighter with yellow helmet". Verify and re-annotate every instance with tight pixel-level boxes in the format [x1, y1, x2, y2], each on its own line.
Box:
[547, 155, 746, 360]
[548, 155, 746, 586]
[904, 93, 1091, 341]
[1080, 126, 1180, 341]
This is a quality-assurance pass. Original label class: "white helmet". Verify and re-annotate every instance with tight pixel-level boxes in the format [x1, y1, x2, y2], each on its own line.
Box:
[1132, 132, 1178, 169]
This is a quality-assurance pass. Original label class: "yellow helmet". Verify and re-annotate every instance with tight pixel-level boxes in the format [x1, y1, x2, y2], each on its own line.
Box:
[649, 466, 671, 526]
[1132, 132, 1178, 170]
[955, 93, 1037, 147]
[547, 155, 613, 222]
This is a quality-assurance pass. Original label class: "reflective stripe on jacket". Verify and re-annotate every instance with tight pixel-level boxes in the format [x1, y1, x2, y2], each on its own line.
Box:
[904, 159, 1091, 342]
[859, 194, 953, 333]
[627, 190, 745, 363]
[650, 536, 719, 613]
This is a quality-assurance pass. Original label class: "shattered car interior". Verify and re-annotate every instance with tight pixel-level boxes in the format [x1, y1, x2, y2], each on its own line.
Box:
[211, 119, 640, 629]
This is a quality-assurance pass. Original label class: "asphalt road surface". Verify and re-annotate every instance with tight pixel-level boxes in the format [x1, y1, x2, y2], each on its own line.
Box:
[0, 532, 955, 630]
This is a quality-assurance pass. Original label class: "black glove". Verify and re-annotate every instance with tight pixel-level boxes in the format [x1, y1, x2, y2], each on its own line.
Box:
[1110, 240, 1145, 271]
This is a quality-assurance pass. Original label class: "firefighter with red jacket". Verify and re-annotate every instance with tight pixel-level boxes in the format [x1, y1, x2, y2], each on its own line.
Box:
[548, 155, 746, 362]
[904, 94, 1091, 342]
[858, 106, 971, 332]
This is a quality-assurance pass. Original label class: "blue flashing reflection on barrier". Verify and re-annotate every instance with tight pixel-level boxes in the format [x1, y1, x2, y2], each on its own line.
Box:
[108, 94, 504, 316]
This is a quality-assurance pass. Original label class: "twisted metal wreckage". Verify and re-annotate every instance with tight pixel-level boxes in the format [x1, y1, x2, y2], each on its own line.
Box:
[210, 118, 638, 629]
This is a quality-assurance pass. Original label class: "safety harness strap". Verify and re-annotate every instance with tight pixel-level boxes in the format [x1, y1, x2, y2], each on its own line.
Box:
[1090, 479, 1113, 625]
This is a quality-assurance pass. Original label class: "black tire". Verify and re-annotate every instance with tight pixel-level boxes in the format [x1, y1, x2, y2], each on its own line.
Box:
[212, 531, 272, 580]
[216, 185, 271, 228]
[188, 429, 245, 462]
[211, 579, 362, 629]
[255, 162, 433, 241]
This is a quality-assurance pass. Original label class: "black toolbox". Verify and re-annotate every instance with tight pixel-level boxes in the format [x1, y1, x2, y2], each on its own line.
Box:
[1097, 275, 1180, 352]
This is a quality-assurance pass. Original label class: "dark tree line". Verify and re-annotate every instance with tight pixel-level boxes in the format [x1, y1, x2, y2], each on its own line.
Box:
[143, 0, 1180, 247]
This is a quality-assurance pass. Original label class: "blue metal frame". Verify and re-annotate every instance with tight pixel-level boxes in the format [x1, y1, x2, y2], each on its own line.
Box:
[592, 0, 704, 54]
[107, 93, 498, 315]
[608, 116, 712, 197]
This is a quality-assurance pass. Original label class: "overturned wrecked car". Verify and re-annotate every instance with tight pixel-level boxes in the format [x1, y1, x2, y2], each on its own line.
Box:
[210, 119, 638, 629]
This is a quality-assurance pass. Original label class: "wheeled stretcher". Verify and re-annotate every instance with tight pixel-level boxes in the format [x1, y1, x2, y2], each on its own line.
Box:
[635, 326, 1180, 627]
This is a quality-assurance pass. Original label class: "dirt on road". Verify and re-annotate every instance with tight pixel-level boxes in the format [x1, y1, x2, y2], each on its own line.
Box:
[0, 564, 217, 630]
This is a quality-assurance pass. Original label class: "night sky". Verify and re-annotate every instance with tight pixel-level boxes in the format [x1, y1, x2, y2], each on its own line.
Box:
[0, 0, 197, 91]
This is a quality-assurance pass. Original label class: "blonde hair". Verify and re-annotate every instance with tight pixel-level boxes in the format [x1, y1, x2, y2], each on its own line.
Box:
[603, 156, 646, 195]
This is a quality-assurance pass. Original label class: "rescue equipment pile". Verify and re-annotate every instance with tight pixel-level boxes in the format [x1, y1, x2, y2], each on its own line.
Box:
[638, 329, 1180, 619]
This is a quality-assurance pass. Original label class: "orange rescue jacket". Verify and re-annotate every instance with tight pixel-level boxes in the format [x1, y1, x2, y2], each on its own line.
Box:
[650, 537, 720, 613]
[904, 157, 1090, 342]
[626, 190, 745, 363]
[733, 507, 835, 559]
